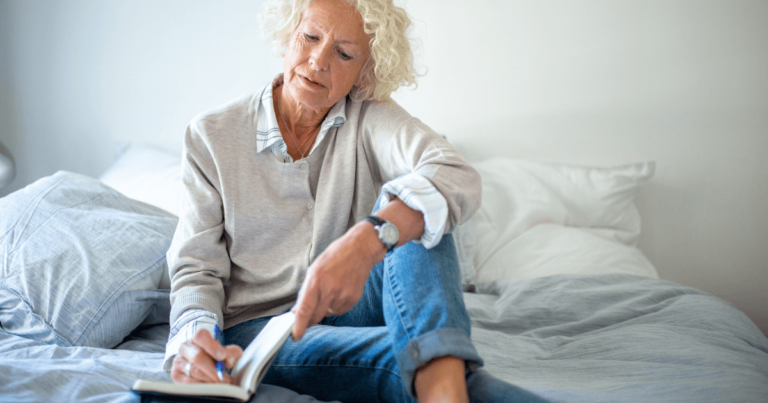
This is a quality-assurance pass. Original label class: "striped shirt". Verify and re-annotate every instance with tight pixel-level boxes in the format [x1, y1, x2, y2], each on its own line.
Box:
[253, 76, 448, 245]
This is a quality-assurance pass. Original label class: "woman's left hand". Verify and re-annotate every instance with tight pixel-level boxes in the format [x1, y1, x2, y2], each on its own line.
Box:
[291, 221, 386, 341]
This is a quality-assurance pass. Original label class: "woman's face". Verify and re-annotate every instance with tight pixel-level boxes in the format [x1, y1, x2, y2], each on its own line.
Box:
[282, 0, 370, 113]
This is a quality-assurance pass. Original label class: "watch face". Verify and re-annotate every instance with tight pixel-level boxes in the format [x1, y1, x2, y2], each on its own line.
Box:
[380, 223, 399, 246]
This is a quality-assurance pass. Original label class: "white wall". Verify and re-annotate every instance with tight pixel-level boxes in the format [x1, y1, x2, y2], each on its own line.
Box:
[0, 0, 281, 192]
[1, 0, 767, 335]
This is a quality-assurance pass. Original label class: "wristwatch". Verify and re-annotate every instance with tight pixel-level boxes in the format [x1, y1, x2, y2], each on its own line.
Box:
[362, 215, 399, 253]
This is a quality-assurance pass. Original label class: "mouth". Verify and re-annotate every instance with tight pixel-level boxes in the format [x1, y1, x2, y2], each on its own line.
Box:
[300, 74, 324, 88]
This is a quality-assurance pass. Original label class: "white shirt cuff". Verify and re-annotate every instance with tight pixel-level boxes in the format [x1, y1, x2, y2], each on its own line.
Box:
[163, 309, 220, 371]
[380, 172, 448, 249]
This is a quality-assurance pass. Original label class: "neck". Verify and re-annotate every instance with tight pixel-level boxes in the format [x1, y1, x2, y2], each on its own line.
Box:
[275, 85, 327, 141]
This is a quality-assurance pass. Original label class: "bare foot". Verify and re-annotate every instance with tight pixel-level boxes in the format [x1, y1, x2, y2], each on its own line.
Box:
[414, 356, 469, 403]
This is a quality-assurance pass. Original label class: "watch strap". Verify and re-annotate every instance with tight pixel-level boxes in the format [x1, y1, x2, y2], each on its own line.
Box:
[362, 215, 386, 227]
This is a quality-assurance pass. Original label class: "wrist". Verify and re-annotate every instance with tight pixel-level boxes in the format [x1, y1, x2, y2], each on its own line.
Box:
[352, 221, 387, 266]
[369, 197, 424, 247]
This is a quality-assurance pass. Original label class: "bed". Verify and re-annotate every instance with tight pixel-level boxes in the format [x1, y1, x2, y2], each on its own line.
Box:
[1, 143, 767, 403]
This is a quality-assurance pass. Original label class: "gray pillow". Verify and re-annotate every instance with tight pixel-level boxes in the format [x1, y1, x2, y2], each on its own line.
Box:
[0, 171, 177, 348]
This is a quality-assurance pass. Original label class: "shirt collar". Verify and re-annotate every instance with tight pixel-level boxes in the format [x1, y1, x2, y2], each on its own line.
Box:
[255, 74, 347, 156]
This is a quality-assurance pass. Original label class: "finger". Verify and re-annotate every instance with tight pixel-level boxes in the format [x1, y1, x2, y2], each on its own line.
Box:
[179, 342, 219, 383]
[326, 305, 347, 318]
[292, 283, 321, 341]
[173, 372, 196, 383]
[172, 370, 197, 383]
[179, 343, 218, 383]
[310, 296, 333, 327]
[171, 357, 192, 383]
[172, 357, 205, 384]
[192, 328, 228, 363]
[224, 345, 243, 370]
[327, 297, 356, 317]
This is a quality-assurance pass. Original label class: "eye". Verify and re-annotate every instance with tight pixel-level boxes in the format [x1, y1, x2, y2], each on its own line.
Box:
[338, 50, 352, 61]
[304, 33, 318, 41]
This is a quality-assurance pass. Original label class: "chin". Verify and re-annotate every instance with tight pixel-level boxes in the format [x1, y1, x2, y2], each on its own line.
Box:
[289, 88, 334, 111]
[297, 92, 331, 109]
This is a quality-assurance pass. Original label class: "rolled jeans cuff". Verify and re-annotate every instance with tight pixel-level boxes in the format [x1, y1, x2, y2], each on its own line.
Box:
[396, 327, 484, 398]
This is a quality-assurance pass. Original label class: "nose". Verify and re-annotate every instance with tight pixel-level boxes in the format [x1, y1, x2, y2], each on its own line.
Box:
[309, 42, 331, 71]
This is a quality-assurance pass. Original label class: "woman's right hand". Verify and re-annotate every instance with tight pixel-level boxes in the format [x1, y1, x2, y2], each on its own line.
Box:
[171, 328, 243, 384]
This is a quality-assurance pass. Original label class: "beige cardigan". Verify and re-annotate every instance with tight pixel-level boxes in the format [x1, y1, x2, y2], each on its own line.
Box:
[167, 90, 481, 329]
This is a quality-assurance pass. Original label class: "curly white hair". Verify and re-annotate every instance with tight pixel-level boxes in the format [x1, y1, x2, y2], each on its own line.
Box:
[260, 0, 419, 101]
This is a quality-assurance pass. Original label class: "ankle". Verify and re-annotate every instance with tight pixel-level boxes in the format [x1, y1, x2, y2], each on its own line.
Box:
[414, 356, 469, 403]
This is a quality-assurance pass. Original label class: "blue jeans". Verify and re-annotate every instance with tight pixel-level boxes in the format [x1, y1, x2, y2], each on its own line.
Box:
[225, 201, 548, 403]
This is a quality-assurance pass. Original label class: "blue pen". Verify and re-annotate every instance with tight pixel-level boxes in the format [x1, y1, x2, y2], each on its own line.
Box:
[213, 324, 226, 382]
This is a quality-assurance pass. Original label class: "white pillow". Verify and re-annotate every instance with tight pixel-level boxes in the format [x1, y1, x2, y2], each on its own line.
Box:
[471, 158, 657, 285]
[99, 143, 183, 217]
[474, 224, 658, 287]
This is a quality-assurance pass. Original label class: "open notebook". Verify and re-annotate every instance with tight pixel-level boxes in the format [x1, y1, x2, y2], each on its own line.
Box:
[132, 312, 296, 402]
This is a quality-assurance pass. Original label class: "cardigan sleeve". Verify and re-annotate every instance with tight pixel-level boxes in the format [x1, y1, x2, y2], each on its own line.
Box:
[166, 119, 231, 328]
[360, 101, 482, 242]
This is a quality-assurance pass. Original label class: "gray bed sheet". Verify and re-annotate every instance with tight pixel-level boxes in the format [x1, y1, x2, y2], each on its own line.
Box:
[0, 324, 330, 403]
[1, 274, 767, 402]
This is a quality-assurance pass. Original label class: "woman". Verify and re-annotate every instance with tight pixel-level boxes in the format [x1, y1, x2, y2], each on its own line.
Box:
[164, 0, 547, 402]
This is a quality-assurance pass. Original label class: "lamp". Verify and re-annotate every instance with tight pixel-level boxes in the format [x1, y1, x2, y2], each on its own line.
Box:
[0, 140, 15, 190]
